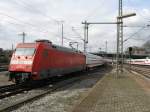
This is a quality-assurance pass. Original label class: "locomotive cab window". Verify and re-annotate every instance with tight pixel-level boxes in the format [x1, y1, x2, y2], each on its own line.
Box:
[15, 48, 35, 56]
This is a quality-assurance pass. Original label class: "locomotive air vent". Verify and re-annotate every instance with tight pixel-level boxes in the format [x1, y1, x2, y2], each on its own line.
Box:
[35, 39, 52, 43]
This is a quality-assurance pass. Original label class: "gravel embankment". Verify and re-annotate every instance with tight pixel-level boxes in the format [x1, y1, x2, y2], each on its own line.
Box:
[12, 68, 109, 112]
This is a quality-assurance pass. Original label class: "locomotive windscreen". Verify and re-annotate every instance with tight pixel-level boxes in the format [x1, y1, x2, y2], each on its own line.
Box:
[15, 48, 35, 56]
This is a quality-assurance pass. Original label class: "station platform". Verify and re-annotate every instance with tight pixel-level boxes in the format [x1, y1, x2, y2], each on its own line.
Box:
[72, 69, 150, 112]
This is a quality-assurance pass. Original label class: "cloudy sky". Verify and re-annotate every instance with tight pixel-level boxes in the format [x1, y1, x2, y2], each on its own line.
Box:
[0, 0, 150, 52]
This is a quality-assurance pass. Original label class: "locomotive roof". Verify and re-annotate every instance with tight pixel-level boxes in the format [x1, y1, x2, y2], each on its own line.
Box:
[52, 44, 82, 54]
[17, 43, 36, 47]
[84, 53, 103, 59]
[17, 40, 83, 54]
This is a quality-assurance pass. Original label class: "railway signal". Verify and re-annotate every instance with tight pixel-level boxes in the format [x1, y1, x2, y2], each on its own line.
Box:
[129, 47, 132, 55]
[129, 47, 133, 72]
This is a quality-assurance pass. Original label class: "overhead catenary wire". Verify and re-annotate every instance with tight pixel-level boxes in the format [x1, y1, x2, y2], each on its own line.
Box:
[0, 1, 79, 45]
[63, 37, 83, 44]
[1, 0, 118, 51]
[0, 12, 50, 33]
[123, 27, 146, 42]
[83, 0, 106, 21]
[13, 0, 84, 42]
[12, 0, 58, 23]
[0, 12, 77, 43]
[123, 24, 150, 43]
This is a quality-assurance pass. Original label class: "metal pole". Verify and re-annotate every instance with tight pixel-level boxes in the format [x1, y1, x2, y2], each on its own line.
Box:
[62, 23, 64, 46]
[84, 21, 87, 53]
[130, 54, 131, 72]
[105, 41, 107, 58]
[105, 41, 107, 53]
[82, 21, 122, 54]
[120, 0, 124, 73]
[82, 20, 122, 58]
[116, 18, 120, 76]
[116, 0, 123, 75]
[12, 44, 14, 51]
[20, 32, 26, 43]
[23, 32, 25, 43]
[86, 24, 88, 44]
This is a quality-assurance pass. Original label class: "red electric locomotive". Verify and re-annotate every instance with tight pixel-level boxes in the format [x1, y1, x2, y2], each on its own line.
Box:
[9, 40, 86, 83]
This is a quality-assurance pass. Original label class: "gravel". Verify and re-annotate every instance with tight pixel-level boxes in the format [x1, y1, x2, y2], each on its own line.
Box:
[12, 69, 106, 112]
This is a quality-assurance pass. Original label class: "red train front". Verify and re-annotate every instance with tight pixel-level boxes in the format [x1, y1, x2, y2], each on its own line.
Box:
[9, 40, 86, 83]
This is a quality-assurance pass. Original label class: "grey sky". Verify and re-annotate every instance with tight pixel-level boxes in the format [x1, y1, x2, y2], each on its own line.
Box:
[0, 0, 149, 52]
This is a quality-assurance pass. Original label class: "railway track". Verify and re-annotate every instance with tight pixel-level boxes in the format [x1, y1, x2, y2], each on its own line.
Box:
[0, 70, 89, 100]
[0, 66, 110, 112]
[0, 84, 15, 89]
[125, 64, 150, 79]
[0, 76, 85, 112]
[0, 84, 22, 91]
[0, 79, 57, 100]
[0, 84, 30, 99]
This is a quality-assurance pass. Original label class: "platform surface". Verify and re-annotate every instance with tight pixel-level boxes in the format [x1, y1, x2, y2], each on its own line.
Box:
[72, 70, 150, 112]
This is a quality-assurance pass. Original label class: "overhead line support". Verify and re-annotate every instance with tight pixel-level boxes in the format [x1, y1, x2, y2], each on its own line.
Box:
[82, 21, 122, 53]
